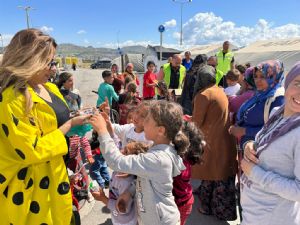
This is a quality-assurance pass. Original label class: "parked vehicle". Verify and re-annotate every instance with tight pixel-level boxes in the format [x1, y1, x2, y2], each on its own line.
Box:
[90, 60, 112, 69]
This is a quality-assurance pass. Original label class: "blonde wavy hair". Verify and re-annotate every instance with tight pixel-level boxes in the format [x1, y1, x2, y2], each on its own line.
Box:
[0, 28, 57, 114]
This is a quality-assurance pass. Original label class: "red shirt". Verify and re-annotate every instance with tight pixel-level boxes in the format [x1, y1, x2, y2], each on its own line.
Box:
[172, 160, 193, 206]
[143, 71, 157, 98]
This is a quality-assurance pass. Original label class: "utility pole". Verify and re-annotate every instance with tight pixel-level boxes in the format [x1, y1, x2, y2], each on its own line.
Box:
[0, 34, 3, 54]
[18, 6, 35, 29]
[172, 0, 192, 45]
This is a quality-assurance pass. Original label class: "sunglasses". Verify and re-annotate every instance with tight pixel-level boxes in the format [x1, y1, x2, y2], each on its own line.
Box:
[48, 59, 57, 68]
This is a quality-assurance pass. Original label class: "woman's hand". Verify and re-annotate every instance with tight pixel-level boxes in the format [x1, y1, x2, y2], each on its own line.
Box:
[244, 141, 259, 164]
[59, 115, 91, 135]
[71, 115, 91, 127]
[241, 158, 255, 176]
[89, 114, 108, 135]
[228, 125, 246, 138]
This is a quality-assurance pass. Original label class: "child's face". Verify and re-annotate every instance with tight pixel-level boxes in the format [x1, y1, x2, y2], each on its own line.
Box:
[143, 113, 160, 141]
[104, 75, 114, 84]
[127, 111, 134, 124]
[226, 78, 237, 86]
[63, 76, 74, 90]
[133, 106, 147, 131]
[147, 64, 155, 73]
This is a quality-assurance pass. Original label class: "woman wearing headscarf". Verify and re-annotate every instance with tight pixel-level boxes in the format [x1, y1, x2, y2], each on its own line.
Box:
[123, 63, 140, 86]
[180, 54, 207, 115]
[229, 60, 285, 149]
[229, 66, 256, 121]
[240, 61, 300, 225]
[192, 65, 237, 221]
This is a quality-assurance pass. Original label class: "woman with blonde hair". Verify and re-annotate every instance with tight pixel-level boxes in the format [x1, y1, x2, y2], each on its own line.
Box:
[0, 29, 89, 225]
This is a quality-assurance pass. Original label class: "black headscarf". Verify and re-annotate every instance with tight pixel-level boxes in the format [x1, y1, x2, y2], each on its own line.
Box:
[193, 65, 216, 96]
[180, 54, 207, 115]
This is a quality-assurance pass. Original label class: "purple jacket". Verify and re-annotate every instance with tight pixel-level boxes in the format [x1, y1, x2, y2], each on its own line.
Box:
[229, 90, 255, 114]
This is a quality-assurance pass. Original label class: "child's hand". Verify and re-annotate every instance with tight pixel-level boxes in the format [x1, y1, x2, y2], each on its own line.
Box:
[99, 97, 110, 115]
[100, 112, 114, 136]
[91, 188, 108, 204]
[87, 156, 95, 164]
[89, 114, 108, 135]
[116, 191, 131, 213]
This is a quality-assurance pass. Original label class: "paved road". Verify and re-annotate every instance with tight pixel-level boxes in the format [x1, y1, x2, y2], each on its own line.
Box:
[70, 68, 240, 225]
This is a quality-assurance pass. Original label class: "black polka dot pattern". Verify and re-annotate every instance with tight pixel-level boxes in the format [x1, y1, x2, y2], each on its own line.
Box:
[26, 178, 33, 189]
[57, 182, 70, 195]
[15, 149, 26, 160]
[33, 137, 38, 148]
[39, 176, 50, 189]
[2, 124, 9, 137]
[17, 167, 28, 180]
[3, 186, 8, 198]
[40, 223, 48, 225]
[12, 114, 19, 126]
[0, 93, 2, 102]
[0, 173, 6, 184]
[12, 192, 23, 205]
[29, 118, 36, 126]
[30, 201, 40, 214]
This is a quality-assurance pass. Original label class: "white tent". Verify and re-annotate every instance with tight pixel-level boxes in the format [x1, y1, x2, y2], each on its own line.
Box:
[182, 43, 239, 58]
[235, 38, 300, 72]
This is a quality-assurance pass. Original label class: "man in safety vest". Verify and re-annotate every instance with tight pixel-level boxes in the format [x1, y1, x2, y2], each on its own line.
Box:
[216, 41, 235, 87]
[162, 54, 186, 89]
[207, 56, 224, 86]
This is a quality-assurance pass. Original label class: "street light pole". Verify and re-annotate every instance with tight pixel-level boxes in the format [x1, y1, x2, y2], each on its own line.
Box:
[172, 0, 192, 45]
[18, 6, 35, 29]
[0, 34, 3, 54]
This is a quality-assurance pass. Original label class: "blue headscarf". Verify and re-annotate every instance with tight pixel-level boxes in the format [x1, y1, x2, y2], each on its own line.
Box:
[256, 61, 300, 156]
[237, 60, 284, 124]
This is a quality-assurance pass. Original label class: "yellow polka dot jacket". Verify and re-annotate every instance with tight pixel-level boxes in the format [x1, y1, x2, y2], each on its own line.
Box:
[0, 83, 72, 225]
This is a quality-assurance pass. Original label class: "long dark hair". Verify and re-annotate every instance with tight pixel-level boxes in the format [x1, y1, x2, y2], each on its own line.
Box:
[182, 121, 205, 165]
[149, 101, 188, 157]
[56, 72, 72, 89]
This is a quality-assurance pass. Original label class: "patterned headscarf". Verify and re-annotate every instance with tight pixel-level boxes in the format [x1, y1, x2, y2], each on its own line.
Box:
[254, 59, 284, 87]
[244, 66, 255, 88]
[256, 61, 300, 156]
[237, 60, 284, 124]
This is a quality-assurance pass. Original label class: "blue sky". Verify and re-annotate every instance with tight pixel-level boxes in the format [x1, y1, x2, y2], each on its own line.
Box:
[1, 0, 300, 48]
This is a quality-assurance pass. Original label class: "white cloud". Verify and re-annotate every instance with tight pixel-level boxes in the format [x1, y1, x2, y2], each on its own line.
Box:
[77, 30, 86, 35]
[164, 19, 177, 28]
[0, 34, 14, 47]
[177, 12, 300, 47]
[40, 26, 54, 33]
[83, 39, 90, 44]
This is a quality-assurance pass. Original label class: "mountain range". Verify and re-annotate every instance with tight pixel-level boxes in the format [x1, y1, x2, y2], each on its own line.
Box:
[56, 44, 148, 60]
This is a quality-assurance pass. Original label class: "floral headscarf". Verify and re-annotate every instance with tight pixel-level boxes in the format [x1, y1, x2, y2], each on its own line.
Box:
[254, 59, 284, 87]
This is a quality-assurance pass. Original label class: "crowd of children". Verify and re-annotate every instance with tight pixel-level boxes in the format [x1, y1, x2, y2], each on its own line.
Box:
[55, 55, 299, 225]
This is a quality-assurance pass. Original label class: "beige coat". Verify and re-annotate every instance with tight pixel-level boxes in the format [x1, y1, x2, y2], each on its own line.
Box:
[192, 85, 237, 180]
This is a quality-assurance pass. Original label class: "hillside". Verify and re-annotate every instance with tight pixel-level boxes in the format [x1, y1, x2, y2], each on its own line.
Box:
[56, 44, 147, 60]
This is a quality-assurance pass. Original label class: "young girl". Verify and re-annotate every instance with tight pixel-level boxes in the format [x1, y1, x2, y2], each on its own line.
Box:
[111, 101, 152, 148]
[92, 141, 149, 225]
[118, 82, 141, 125]
[173, 120, 205, 225]
[90, 101, 197, 225]
[143, 61, 157, 100]
[157, 80, 171, 101]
